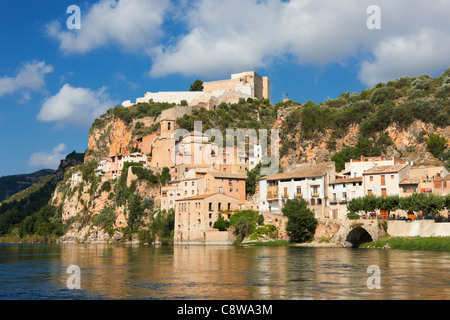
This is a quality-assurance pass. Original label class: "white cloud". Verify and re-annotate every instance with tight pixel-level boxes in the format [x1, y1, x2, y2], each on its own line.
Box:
[28, 144, 67, 169]
[0, 61, 53, 98]
[148, 0, 450, 84]
[44, 0, 450, 85]
[46, 0, 171, 54]
[38, 84, 116, 128]
[358, 28, 450, 86]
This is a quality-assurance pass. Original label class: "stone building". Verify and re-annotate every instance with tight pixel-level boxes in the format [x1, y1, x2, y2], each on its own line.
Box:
[174, 193, 239, 245]
[259, 162, 336, 218]
[122, 71, 270, 108]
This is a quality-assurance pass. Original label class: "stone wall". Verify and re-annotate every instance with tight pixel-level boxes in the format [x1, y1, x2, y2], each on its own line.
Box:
[388, 220, 450, 237]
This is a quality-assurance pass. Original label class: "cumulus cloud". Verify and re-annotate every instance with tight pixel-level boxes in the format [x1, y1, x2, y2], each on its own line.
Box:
[38, 84, 116, 128]
[46, 0, 171, 54]
[149, 0, 450, 84]
[358, 28, 450, 86]
[28, 144, 67, 169]
[0, 60, 53, 98]
[44, 0, 450, 86]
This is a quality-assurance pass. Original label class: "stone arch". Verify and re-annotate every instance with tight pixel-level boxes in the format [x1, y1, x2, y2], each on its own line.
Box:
[346, 226, 373, 248]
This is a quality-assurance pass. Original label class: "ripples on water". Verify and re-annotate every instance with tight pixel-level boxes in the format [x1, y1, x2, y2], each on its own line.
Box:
[0, 244, 449, 300]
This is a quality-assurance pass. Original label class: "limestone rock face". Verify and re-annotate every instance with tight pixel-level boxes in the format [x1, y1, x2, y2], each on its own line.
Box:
[279, 118, 449, 169]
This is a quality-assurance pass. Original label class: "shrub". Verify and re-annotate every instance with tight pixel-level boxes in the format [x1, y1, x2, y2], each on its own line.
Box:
[100, 181, 111, 193]
[411, 75, 433, 91]
[370, 86, 397, 105]
[93, 207, 116, 236]
[435, 83, 450, 99]
[426, 134, 448, 159]
[138, 229, 152, 245]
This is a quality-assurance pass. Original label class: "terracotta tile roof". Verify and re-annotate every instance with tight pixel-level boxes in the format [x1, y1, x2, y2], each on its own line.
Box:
[175, 192, 239, 201]
[261, 162, 335, 181]
[362, 163, 409, 175]
[399, 177, 420, 185]
[207, 171, 247, 179]
[329, 176, 363, 185]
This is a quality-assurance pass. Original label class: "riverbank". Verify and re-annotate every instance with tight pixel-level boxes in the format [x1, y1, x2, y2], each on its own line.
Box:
[239, 239, 342, 247]
[361, 236, 450, 251]
[0, 234, 59, 244]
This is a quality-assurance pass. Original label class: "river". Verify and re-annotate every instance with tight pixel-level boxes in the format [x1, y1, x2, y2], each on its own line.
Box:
[0, 244, 449, 300]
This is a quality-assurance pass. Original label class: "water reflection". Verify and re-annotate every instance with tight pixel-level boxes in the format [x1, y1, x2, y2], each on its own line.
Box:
[0, 244, 449, 300]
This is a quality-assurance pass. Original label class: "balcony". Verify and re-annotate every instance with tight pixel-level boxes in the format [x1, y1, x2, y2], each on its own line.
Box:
[267, 186, 278, 200]
[311, 192, 319, 198]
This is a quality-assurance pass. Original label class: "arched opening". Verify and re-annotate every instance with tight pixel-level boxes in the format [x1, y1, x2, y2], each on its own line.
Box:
[346, 227, 373, 248]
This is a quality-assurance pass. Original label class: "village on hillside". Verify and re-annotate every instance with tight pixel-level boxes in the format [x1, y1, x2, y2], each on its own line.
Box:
[68, 72, 450, 245]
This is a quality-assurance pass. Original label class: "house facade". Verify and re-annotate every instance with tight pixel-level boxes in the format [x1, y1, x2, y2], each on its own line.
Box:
[259, 162, 336, 218]
[363, 164, 410, 198]
[174, 193, 239, 245]
[328, 177, 364, 219]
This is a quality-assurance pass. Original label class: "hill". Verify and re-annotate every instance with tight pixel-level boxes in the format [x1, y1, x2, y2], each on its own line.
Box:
[0, 169, 55, 202]
[0, 151, 84, 239]
[86, 69, 450, 173]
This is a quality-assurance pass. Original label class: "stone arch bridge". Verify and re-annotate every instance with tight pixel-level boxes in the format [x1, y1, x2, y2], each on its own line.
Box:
[317, 219, 384, 247]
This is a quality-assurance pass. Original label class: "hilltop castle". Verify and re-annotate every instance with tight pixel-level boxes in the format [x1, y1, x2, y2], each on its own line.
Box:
[122, 71, 270, 108]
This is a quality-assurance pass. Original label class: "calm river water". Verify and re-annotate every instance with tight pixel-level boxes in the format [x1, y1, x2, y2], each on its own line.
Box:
[0, 244, 449, 300]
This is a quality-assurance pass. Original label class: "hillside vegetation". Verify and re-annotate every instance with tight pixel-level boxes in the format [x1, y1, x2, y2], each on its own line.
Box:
[1, 69, 450, 243]
[0, 169, 55, 202]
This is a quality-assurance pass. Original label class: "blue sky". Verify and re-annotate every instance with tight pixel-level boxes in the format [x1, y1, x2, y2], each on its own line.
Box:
[1, 0, 450, 176]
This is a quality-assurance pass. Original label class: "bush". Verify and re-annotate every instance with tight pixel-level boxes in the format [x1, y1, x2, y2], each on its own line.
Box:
[93, 207, 116, 236]
[100, 181, 111, 193]
[411, 75, 433, 91]
[347, 212, 360, 220]
[370, 86, 397, 105]
[138, 229, 152, 245]
[426, 134, 448, 159]
[435, 83, 450, 99]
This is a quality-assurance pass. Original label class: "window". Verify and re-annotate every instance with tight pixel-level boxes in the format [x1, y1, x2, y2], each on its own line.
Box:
[209, 203, 213, 211]
[296, 187, 302, 196]
[367, 190, 373, 195]
[381, 175, 386, 186]
[370, 176, 373, 182]
[391, 175, 394, 179]
[218, 203, 222, 211]
[228, 203, 231, 211]
[381, 188, 387, 198]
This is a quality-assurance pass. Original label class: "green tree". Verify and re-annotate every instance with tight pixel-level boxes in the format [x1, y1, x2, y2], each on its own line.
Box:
[229, 210, 258, 242]
[282, 198, 318, 243]
[426, 134, 448, 159]
[246, 162, 261, 196]
[213, 216, 230, 231]
[127, 193, 143, 231]
[189, 79, 204, 92]
[150, 209, 175, 244]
